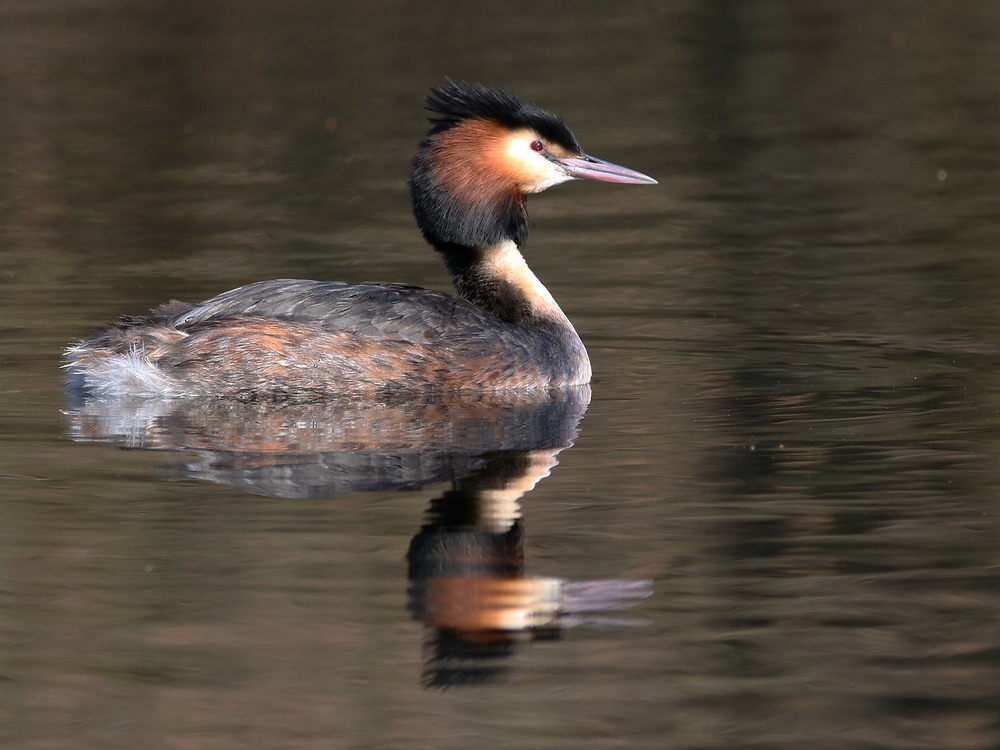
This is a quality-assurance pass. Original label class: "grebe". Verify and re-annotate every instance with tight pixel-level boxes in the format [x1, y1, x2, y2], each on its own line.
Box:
[64, 80, 656, 400]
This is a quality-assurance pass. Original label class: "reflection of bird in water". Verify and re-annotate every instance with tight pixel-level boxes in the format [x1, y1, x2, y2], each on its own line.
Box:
[65, 387, 651, 688]
[64, 79, 655, 399]
[64, 388, 591, 498]
[408, 451, 652, 690]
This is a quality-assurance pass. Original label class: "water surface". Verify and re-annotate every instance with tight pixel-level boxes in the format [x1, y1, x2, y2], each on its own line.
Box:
[3, 2, 1000, 748]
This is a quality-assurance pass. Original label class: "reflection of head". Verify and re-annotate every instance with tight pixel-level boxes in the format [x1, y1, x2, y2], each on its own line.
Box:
[406, 452, 651, 690]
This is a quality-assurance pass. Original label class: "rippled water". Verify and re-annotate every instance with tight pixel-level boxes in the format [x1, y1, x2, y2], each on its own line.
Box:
[3, 1, 1000, 748]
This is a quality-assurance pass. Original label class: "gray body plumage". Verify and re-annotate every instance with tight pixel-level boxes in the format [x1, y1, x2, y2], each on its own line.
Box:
[172, 279, 512, 342]
[65, 279, 589, 399]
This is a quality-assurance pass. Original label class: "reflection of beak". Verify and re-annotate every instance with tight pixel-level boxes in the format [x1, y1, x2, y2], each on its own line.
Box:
[556, 154, 658, 185]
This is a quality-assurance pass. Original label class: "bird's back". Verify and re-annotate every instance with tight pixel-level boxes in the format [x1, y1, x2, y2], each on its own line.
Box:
[65, 280, 589, 399]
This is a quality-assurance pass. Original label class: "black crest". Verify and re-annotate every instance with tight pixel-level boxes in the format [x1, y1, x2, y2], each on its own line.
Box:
[425, 79, 581, 154]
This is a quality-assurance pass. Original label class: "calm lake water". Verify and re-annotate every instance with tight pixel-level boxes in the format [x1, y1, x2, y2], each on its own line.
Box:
[4, 1, 1000, 748]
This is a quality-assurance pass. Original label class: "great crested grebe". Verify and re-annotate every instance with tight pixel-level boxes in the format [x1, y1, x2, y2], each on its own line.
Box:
[64, 80, 656, 400]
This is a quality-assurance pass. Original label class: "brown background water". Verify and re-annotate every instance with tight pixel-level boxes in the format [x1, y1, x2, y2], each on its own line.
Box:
[4, 1, 1000, 748]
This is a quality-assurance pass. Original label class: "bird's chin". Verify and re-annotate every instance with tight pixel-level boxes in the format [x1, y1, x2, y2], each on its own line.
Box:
[523, 172, 575, 194]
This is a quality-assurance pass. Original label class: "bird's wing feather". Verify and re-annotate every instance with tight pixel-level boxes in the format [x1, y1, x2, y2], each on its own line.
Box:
[169, 279, 507, 344]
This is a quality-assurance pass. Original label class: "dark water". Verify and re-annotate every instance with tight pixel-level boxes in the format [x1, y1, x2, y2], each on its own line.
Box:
[4, 1, 1000, 748]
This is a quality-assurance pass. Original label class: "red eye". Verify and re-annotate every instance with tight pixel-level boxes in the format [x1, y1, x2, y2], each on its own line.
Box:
[530, 140, 544, 152]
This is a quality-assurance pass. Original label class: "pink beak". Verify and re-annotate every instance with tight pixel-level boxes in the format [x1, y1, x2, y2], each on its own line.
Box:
[557, 154, 657, 185]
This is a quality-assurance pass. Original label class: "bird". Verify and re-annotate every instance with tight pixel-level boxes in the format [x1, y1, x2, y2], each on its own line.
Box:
[64, 79, 656, 401]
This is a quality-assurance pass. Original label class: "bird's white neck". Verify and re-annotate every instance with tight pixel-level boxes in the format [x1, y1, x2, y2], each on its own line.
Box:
[451, 241, 567, 326]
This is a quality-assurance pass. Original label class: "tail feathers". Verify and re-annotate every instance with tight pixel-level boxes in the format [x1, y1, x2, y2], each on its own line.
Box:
[63, 316, 189, 397]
